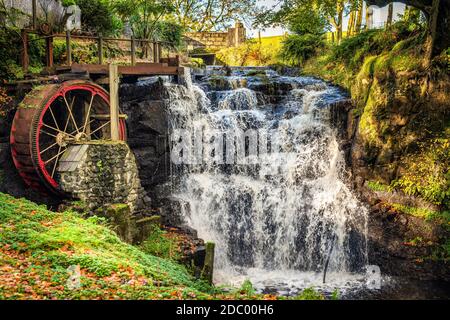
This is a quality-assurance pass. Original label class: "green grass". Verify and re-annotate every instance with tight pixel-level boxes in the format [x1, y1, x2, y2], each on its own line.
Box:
[0, 192, 335, 300]
[0, 192, 213, 299]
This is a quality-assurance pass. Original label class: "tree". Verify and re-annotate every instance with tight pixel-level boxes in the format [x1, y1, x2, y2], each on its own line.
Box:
[354, 0, 363, 33]
[171, 0, 257, 32]
[73, 0, 121, 35]
[386, 3, 394, 27]
[256, 0, 363, 44]
[114, 0, 174, 40]
[0, 0, 28, 29]
[347, 9, 356, 36]
[366, 0, 450, 59]
[365, 2, 373, 29]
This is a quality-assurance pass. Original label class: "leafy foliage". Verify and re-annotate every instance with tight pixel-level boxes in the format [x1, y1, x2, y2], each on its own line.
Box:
[153, 21, 184, 48]
[0, 87, 13, 117]
[114, 0, 174, 40]
[216, 38, 283, 66]
[280, 33, 325, 66]
[331, 22, 425, 71]
[294, 287, 325, 300]
[171, 0, 257, 32]
[73, 0, 122, 35]
[141, 225, 180, 260]
[391, 137, 450, 208]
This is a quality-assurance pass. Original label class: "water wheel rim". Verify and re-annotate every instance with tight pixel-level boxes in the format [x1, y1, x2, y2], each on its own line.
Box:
[29, 81, 126, 194]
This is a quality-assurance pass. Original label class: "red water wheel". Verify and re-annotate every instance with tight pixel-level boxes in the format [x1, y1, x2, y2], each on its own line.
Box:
[10, 80, 127, 195]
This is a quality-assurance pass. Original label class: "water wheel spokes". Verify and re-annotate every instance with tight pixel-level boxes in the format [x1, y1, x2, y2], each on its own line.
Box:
[10, 80, 127, 195]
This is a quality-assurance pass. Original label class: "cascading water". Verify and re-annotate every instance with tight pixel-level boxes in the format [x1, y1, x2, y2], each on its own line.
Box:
[165, 67, 370, 296]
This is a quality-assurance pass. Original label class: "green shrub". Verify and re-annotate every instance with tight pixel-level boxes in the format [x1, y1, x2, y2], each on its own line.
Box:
[154, 21, 184, 49]
[331, 23, 425, 72]
[294, 287, 325, 300]
[391, 136, 450, 208]
[73, 0, 122, 36]
[141, 224, 180, 261]
[367, 180, 392, 192]
[280, 34, 325, 66]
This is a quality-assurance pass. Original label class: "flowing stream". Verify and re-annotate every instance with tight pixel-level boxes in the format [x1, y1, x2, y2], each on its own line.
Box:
[165, 67, 371, 297]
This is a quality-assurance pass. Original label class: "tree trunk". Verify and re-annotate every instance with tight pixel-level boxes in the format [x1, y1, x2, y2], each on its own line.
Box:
[365, 3, 372, 30]
[355, 0, 363, 33]
[386, 3, 394, 27]
[348, 11, 355, 37]
[337, 1, 344, 43]
[424, 0, 440, 67]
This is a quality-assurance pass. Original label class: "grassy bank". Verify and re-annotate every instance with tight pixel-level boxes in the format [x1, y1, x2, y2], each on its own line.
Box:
[299, 25, 449, 261]
[0, 192, 331, 300]
[0, 192, 215, 299]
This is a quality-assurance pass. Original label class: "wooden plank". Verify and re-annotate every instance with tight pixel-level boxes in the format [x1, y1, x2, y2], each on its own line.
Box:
[109, 64, 120, 141]
[98, 35, 104, 65]
[21, 29, 29, 72]
[91, 114, 127, 120]
[73, 145, 89, 162]
[131, 37, 136, 66]
[71, 63, 181, 76]
[136, 62, 168, 67]
[32, 0, 37, 30]
[46, 37, 54, 67]
[119, 65, 180, 75]
[72, 64, 108, 74]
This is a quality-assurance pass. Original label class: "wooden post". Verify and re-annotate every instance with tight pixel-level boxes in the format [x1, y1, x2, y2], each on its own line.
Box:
[98, 34, 104, 65]
[32, 0, 37, 30]
[109, 64, 120, 141]
[21, 29, 29, 73]
[202, 241, 215, 284]
[66, 30, 72, 66]
[131, 36, 136, 66]
[46, 36, 54, 68]
[153, 42, 159, 63]
[158, 42, 163, 62]
[84, 100, 91, 138]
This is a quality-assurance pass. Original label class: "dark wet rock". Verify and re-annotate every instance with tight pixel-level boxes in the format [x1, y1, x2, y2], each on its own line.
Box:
[158, 196, 190, 227]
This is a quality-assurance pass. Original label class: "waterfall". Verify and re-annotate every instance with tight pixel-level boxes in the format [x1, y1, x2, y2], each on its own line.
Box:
[165, 67, 369, 295]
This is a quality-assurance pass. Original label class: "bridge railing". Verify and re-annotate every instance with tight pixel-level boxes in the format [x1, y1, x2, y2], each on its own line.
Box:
[20, 29, 180, 73]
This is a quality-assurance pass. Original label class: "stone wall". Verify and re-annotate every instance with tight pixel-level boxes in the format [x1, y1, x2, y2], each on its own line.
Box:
[57, 142, 150, 214]
[184, 22, 246, 51]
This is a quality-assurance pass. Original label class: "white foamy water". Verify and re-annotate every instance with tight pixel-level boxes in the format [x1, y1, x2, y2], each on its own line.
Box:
[165, 67, 370, 295]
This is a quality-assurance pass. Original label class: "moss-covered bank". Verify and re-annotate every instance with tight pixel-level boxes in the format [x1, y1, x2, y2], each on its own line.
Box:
[302, 26, 449, 278]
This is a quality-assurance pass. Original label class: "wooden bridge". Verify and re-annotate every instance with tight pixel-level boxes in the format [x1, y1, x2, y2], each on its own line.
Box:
[20, 29, 184, 79]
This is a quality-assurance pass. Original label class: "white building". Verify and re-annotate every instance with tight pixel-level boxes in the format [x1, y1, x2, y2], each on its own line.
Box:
[344, 1, 407, 31]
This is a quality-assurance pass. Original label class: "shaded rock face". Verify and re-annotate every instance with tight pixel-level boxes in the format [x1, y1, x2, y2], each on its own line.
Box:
[330, 74, 450, 281]
[120, 78, 171, 199]
[0, 142, 57, 205]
